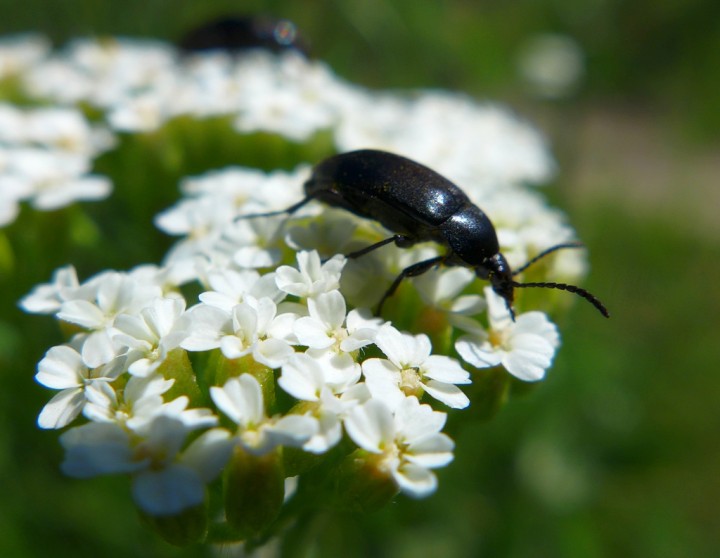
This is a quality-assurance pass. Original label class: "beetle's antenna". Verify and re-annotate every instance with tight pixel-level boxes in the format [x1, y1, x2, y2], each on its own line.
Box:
[235, 195, 316, 220]
[512, 242, 584, 276]
[512, 280, 610, 318]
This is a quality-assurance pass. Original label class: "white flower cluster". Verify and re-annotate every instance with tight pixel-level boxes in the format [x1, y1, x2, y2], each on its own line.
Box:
[11, 32, 591, 523]
[0, 103, 114, 226]
[2, 34, 558, 231]
[21, 250, 463, 513]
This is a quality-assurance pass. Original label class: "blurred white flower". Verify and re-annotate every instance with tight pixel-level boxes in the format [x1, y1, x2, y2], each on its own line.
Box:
[517, 33, 585, 99]
[60, 415, 233, 516]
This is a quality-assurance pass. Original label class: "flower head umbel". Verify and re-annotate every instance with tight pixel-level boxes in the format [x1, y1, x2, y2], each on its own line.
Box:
[13, 32, 599, 548]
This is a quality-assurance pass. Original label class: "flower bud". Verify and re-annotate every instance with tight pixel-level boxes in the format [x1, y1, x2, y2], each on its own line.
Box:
[332, 449, 399, 513]
[224, 446, 285, 537]
[140, 503, 208, 546]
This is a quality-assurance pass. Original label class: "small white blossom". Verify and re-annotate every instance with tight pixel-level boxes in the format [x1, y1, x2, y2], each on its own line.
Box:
[210, 375, 317, 455]
[182, 296, 297, 369]
[344, 396, 454, 498]
[414, 267, 486, 333]
[363, 323, 471, 410]
[113, 297, 190, 377]
[198, 268, 283, 312]
[275, 251, 345, 298]
[57, 271, 163, 367]
[19, 265, 81, 314]
[83, 373, 217, 432]
[293, 290, 379, 353]
[455, 287, 560, 382]
[0, 34, 49, 77]
[60, 415, 233, 516]
[278, 353, 368, 453]
[35, 344, 126, 429]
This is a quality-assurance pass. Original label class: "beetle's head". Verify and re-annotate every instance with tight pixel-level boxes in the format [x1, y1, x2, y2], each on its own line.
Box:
[477, 244, 610, 321]
[476, 252, 517, 319]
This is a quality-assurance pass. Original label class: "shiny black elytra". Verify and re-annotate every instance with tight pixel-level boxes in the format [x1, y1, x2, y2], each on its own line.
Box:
[243, 149, 609, 320]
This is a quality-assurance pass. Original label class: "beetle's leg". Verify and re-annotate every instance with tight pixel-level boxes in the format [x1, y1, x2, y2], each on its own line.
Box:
[345, 234, 413, 259]
[377, 256, 444, 314]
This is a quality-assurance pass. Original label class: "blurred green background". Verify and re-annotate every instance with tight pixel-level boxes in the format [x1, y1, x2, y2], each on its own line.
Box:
[1, 1, 719, 557]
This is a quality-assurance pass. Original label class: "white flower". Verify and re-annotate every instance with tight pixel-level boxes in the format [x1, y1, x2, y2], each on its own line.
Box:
[293, 290, 379, 353]
[0, 34, 49, 78]
[182, 296, 297, 369]
[35, 344, 126, 429]
[0, 104, 114, 156]
[83, 373, 217, 432]
[198, 268, 283, 312]
[278, 353, 369, 453]
[413, 266, 486, 333]
[113, 297, 190, 377]
[344, 396, 454, 498]
[275, 251, 345, 298]
[334, 90, 554, 191]
[455, 287, 560, 382]
[210, 375, 317, 455]
[60, 415, 234, 516]
[1, 148, 111, 211]
[19, 265, 81, 314]
[57, 271, 164, 367]
[363, 323, 471, 410]
[232, 51, 349, 141]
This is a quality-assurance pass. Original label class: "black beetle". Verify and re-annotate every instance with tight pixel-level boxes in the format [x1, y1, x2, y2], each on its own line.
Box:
[178, 15, 308, 56]
[243, 149, 609, 319]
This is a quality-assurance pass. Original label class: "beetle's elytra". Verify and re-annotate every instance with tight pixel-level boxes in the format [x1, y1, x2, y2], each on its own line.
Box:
[242, 149, 609, 319]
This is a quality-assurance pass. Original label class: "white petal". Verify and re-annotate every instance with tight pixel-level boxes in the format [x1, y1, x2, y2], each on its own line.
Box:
[36, 345, 85, 389]
[502, 334, 555, 381]
[179, 428, 234, 482]
[60, 422, 142, 477]
[219, 335, 252, 360]
[180, 304, 230, 351]
[455, 334, 502, 369]
[294, 316, 333, 349]
[394, 397, 446, 442]
[37, 388, 85, 429]
[307, 290, 346, 330]
[132, 465, 204, 516]
[210, 375, 264, 426]
[392, 462, 438, 498]
[303, 411, 342, 454]
[345, 399, 393, 453]
[57, 299, 105, 329]
[422, 380, 470, 410]
[254, 338, 294, 369]
[267, 414, 319, 447]
[405, 433, 455, 468]
[278, 354, 324, 401]
[421, 355, 470, 384]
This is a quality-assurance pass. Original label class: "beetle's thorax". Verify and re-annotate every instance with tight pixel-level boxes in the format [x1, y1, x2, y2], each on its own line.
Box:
[442, 203, 499, 265]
